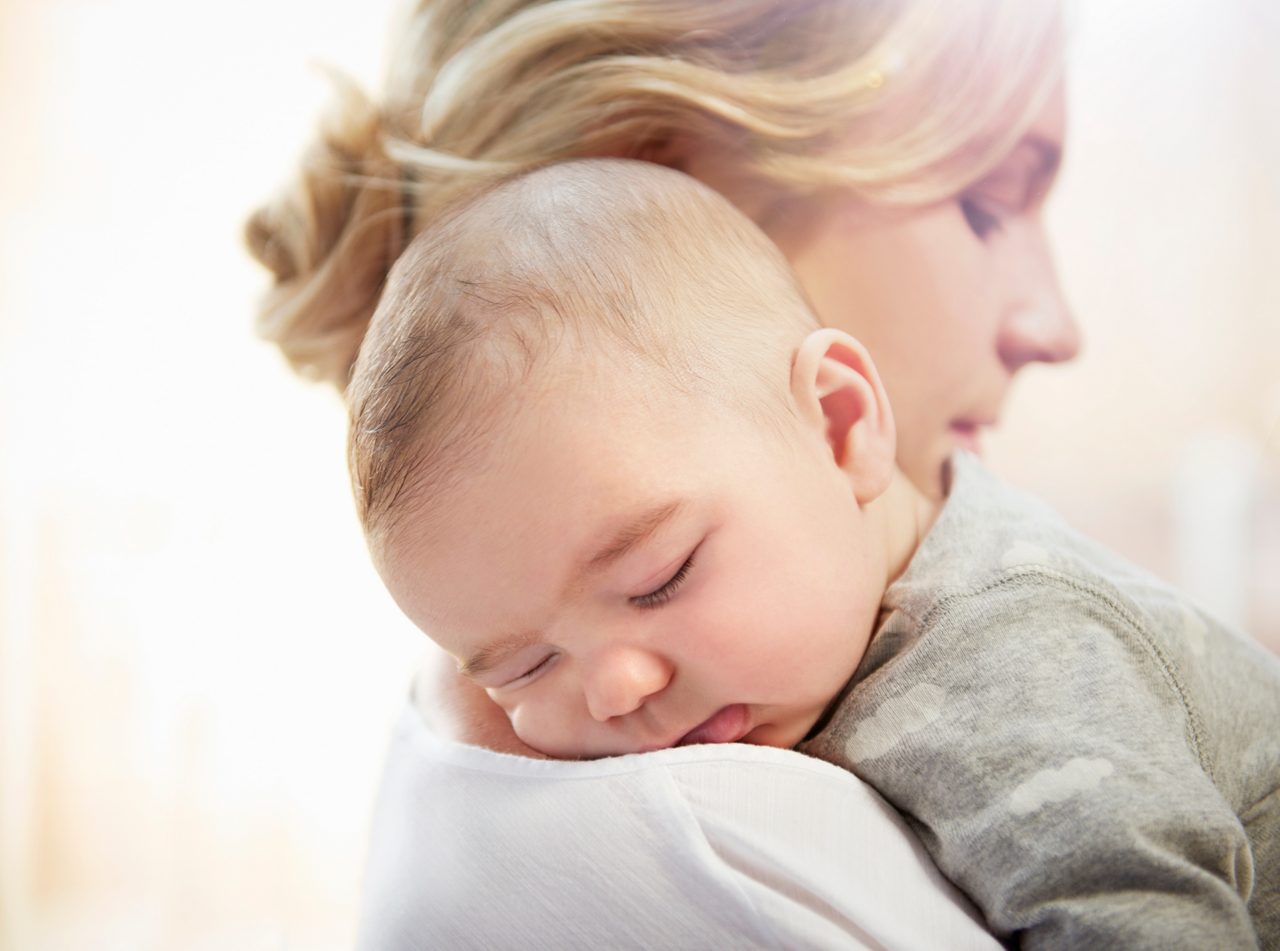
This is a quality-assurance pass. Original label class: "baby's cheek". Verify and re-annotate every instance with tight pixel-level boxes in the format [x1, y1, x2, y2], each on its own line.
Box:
[503, 704, 536, 749]
[489, 690, 537, 741]
[486, 687, 517, 719]
[506, 697, 573, 757]
[500, 695, 532, 734]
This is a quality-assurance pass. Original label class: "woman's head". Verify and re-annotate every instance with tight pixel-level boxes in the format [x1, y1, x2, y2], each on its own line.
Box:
[248, 0, 1076, 494]
[705, 84, 1079, 494]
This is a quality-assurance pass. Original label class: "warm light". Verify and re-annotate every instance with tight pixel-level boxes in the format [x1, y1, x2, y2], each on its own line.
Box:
[1, 0, 1276, 948]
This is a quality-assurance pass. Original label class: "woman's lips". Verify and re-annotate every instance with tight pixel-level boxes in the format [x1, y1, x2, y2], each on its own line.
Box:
[677, 704, 750, 746]
[949, 420, 990, 454]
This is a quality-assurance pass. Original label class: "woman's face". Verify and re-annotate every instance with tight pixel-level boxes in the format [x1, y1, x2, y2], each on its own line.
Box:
[681, 90, 1079, 497]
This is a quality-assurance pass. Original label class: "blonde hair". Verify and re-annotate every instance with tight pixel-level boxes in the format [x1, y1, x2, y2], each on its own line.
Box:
[247, 0, 1064, 388]
[348, 159, 816, 538]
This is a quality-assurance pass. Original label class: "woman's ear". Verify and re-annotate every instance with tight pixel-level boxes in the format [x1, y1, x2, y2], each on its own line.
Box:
[791, 328, 897, 504]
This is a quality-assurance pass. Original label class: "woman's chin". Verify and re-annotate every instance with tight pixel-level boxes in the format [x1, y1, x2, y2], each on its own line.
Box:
[948, 422, 984, 456]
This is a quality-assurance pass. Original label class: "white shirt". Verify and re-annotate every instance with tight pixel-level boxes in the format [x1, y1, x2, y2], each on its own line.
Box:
[356, 702, 1000, 950]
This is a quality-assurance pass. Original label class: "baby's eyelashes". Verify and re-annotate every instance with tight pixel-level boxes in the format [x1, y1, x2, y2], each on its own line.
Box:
[631, 549, 698, 610]
[490, 650, 561, 690]
[513, 652, 559, 684]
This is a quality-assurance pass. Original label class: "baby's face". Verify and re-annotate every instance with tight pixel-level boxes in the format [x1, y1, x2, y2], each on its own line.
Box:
[377, 369, 886, 758]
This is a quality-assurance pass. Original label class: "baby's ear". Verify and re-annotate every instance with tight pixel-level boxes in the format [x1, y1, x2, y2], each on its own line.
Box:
[791, 329, 896, 504]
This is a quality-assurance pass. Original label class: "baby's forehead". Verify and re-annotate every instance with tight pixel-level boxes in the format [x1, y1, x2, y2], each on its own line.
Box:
[352, 159, 818, 544]
[375, 376, 706, 593]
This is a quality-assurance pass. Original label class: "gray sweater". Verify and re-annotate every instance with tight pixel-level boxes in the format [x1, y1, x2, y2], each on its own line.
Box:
[801, 454, 1280, 949]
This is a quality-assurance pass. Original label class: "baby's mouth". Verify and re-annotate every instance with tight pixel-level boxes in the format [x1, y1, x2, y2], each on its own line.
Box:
[676, 704, 750, 746]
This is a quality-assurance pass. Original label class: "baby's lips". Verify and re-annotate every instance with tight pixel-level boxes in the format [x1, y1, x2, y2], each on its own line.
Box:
[677, 704, 750, 746]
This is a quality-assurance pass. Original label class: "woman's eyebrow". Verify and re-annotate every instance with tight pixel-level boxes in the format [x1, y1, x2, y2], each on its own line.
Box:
[1023, 135, 1062, 185]
[985, 137, 1062, 208]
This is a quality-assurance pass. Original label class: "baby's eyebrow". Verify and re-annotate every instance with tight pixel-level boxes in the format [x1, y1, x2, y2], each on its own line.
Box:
[458, 629, 545, 681]
[458, 500, 687, 681]
[578, 499, 686, 579]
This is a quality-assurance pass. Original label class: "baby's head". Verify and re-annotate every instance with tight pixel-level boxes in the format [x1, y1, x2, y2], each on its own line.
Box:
[349, 159, 907, 757]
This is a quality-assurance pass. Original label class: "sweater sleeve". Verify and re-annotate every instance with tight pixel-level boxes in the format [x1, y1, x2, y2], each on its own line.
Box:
[809, 570, 1259, 950]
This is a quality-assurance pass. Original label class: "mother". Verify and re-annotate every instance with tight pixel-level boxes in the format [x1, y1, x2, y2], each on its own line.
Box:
[249, 0, 1080, 945]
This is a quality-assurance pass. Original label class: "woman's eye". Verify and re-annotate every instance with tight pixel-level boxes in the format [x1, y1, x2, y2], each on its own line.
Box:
[631, 551, 697, 610]
[959, 197, 1002, 240]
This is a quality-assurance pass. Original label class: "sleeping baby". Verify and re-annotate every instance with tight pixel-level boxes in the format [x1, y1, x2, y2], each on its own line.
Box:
[346, 158, 1279, 949]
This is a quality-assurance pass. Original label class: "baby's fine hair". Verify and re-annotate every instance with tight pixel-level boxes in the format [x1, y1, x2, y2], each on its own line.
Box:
[347, 159, 817, 539]
[246, 0, 1065, 388]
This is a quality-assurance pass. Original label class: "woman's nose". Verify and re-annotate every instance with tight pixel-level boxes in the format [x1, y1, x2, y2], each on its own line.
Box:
[997, 299, 1081, 371]
[997, 228, 1082, 372]
[582, 647, 674, 722]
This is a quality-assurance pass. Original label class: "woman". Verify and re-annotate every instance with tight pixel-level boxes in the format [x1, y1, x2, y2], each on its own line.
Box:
[248, 0, 1080, 944]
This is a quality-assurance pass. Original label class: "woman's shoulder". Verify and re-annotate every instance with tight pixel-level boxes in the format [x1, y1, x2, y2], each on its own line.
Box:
[358, 694, 1001, 951]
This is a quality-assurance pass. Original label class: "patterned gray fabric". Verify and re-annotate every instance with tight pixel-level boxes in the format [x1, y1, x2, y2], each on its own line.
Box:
[801, 453, 1280, 950]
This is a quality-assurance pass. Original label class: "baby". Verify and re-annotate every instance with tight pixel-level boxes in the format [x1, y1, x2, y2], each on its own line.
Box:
[347, 159, 1279, 948]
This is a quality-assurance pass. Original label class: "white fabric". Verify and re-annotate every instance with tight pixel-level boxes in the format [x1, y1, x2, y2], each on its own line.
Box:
[356, 702, 1000, 950]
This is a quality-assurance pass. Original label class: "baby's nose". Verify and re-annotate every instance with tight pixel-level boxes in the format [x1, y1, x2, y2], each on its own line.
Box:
[582, 647, 673, 722]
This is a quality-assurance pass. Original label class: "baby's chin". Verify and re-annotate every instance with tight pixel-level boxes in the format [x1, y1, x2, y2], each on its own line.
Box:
[739, 719, 818, 752]
[525, 737, 685, 760]
[515, 712, 817, 760]
[515, 733, 625, 761]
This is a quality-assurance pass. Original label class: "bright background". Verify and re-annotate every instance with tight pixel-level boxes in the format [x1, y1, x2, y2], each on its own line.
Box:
[1, 1, 1276, 948]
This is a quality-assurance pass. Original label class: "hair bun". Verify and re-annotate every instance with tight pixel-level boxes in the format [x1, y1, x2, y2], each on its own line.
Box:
[245, 72, 404, 387]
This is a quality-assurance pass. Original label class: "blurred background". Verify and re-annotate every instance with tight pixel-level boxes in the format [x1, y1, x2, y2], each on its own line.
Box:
[1, 0, 1276, 948]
